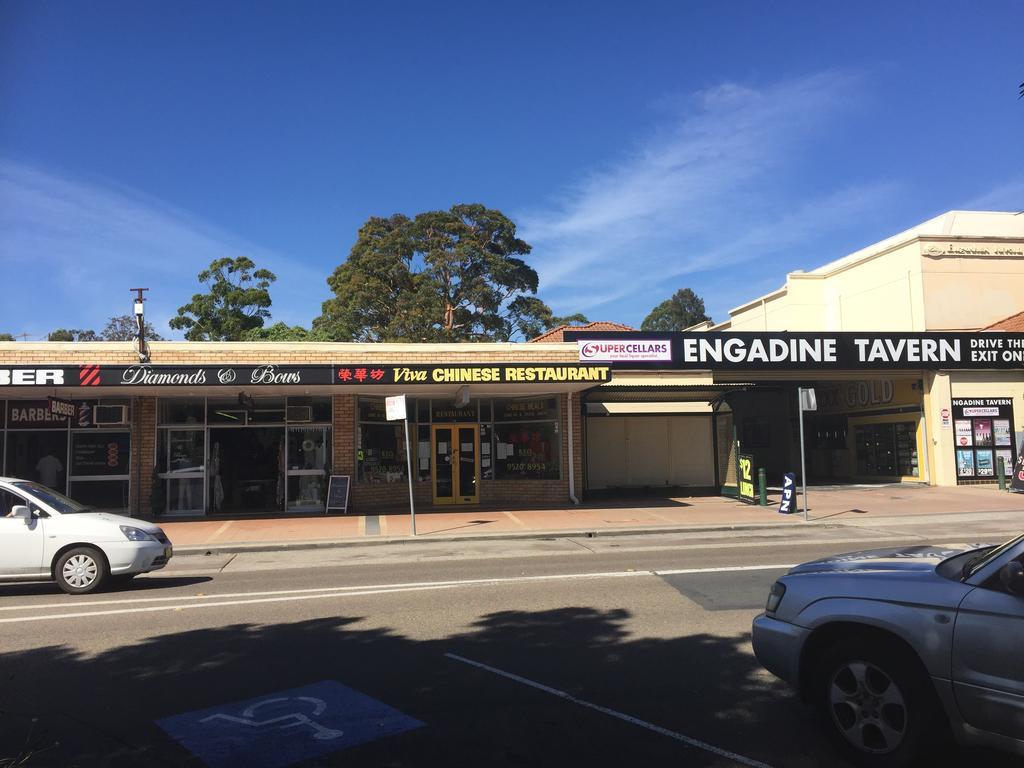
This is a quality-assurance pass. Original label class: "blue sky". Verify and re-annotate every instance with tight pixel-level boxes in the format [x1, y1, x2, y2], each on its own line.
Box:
[1, 1, 1022, 339]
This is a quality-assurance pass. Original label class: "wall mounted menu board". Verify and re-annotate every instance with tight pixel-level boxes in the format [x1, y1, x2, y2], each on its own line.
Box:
[951, 398, 1016, 481]
[325, 475, 350, 514]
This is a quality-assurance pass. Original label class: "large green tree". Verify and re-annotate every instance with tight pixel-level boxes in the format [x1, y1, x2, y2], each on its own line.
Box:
[242, 322, 331, 341]
[314, 204, 552, 341]
[170, 257, 276, 341]
[640, 288, 711, 331]
[48, 328, 100, 341]
[100, 315, 165, 341]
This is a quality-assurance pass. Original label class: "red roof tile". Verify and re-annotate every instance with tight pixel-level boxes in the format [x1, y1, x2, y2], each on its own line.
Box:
[984, 310, 1024, 332]
[528, 321, 636, 343]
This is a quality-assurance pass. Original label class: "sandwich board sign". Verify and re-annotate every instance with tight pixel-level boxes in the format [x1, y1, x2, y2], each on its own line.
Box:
[326, 475, 350, 514]
[778, 472, 797, 514]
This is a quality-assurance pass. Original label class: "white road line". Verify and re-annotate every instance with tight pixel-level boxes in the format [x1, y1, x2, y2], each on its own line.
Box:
[0, 570, 648, 612]
[0, 563, 795, 623]
[653, 564, 795, 576]
[444, 653, 773, 768]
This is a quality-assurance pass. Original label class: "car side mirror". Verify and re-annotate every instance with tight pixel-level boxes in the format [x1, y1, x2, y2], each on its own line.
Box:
[10, 505, 32, 521]
[999, 561, 1024, 597]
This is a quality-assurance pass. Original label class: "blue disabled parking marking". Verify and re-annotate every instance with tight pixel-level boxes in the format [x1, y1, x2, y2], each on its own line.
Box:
[157, 681, 424, 768]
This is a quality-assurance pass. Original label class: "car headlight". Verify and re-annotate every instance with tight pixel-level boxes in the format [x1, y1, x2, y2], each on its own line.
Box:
[766, 581, 787, 614]
[120, 525, 156, 542]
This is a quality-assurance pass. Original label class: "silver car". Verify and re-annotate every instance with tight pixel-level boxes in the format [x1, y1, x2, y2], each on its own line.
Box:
[752, 533, 1024, 767]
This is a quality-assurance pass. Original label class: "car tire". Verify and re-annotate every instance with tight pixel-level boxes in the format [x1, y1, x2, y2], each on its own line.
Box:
[55, 547, 108, 595]
[812, 635, 948, 768]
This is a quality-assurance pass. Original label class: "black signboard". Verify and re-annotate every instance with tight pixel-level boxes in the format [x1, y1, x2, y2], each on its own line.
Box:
[71, 432, 130, 476]
[326, 475, 350, 514]
[7, 399, 71, 428]
[1011, 451, 1024, 493]
[951, 398, 1016, 483]
[0, 363, 612, 388]
[738, 453, 756, 504]
[565, 331, 1024, 371]
[778, 472, 797, 514]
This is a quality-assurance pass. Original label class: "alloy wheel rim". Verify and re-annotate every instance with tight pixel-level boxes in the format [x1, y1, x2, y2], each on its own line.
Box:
[828, 660, 908, 754]
[62, 554, 98, 588]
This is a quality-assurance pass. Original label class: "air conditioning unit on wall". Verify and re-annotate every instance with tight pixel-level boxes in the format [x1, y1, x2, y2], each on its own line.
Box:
[94, 404, 128, 425]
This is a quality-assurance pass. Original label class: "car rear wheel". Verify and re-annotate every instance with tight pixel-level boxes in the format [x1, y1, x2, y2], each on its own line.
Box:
[813, 636, 947, 768]
[55, 547, 108, 595]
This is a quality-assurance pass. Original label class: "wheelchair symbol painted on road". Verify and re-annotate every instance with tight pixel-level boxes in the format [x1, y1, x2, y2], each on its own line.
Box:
[200, 696, 345, 741]
[157, 681, 424, 768]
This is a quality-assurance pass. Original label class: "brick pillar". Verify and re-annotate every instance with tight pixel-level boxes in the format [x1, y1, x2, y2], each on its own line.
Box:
[332, 394, 356, 476]
[131, 396, 157, 517]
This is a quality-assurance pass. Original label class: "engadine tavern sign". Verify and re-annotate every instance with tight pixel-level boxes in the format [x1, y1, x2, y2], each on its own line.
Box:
[566, 331, 1024, 371]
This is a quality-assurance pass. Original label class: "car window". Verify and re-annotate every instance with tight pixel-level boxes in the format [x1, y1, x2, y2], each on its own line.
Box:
[10, 481, 90, 515]
[0, 488, 34, 517]
[962, 533, 1024, 580]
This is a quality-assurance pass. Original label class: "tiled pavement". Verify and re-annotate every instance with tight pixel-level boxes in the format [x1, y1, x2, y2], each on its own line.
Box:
[160, 485, 1024, 550]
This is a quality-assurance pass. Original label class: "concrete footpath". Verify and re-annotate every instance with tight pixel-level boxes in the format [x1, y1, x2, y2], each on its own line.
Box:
[160, 485, 1024, 554]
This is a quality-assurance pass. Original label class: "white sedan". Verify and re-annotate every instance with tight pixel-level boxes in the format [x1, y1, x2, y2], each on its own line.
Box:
[0, 477, 173, 594]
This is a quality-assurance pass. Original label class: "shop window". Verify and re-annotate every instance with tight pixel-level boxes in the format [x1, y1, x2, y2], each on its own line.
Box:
[358, 424, 407, 483]
[358, 397, 388, 423]
[5, 431, 68, 492]
[207, 398, 249, 424]
[247, 397, 286, 424]
[68, 479, 129, 513]
[159, 399, 205, 425]
[493, 422, 560, 480]
[417, 425, 431, 481]
[480, 424, 493, 480]
[493, 397, 558, 422]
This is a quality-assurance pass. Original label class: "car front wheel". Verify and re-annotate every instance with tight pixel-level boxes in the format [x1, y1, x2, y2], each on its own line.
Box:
[814, 636, 947, 768]
[55, 547, 108, 594]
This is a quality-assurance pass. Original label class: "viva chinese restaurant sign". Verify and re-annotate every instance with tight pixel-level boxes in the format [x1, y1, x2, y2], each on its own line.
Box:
[567, 331, 1024, 370]
[0, 363, 613, 388]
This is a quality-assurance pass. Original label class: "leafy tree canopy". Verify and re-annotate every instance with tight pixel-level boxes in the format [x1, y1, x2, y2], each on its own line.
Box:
[241, 322, 332, 341]
[0, 333, 15, 341]
[313, 204, 553, 342]
[48, 328, 100, 341]
[170, 257, 276, 341]
[640, 288, 711, 332]
[547, 313, 590, 329]
[101, 314, 165, 341]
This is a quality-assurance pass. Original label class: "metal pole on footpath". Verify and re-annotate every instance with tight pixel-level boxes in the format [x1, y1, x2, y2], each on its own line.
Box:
[799, 394, 808, 521]
[405, 415, 416, 536]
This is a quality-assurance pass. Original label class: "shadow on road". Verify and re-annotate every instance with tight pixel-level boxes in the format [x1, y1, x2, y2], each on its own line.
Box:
[0, 606, 1007, 767]
[0, 576, 213, 599]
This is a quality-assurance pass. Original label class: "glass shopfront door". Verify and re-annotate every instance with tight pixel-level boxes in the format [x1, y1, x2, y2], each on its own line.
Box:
[432, 424, 479, 504]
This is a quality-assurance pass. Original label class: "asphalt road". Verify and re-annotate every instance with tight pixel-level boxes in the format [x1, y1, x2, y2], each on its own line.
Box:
[1, 523, 1020, 768]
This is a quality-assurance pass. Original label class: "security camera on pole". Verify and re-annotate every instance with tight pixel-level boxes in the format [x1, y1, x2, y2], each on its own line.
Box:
[385, 394, 416, 536]
[798, 386, 817, 521]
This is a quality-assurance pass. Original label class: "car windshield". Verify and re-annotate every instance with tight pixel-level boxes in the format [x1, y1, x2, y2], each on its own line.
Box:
[11, 481, 93, 515]
[961, 532, 1024, 580]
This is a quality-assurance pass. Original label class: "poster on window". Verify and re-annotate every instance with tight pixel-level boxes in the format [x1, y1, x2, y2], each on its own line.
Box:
[71, 432, 130, 476]
[993, 420, 1012, 447]
[954, 420, 973, 447]
[975, 450, 994, 477]
[973, 419, 993, 447]
[956, 450, 975, 477]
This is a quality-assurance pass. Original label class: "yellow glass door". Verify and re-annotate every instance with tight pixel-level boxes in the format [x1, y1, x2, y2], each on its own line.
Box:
[432, 424, 479, 504]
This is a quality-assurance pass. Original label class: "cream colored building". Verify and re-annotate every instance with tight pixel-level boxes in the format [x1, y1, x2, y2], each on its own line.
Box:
[708, 210, 1024, 489]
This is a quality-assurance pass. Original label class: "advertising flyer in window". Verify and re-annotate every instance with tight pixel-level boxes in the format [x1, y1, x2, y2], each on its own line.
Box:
[954, 420, 973, 447]
[975, 450, 994, 477]
[972, 419, 993, 447]
[993, 419, 1011, 446]
[956, 449, 975, 477]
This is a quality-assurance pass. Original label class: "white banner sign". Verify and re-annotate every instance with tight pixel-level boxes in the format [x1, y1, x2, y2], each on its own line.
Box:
[385, 395, 407, 421]
[577, 339, 672, 362]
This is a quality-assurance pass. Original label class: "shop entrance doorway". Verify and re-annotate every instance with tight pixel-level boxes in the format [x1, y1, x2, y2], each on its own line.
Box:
[209, 427, 285, 514]
[431, 424, 479, 504]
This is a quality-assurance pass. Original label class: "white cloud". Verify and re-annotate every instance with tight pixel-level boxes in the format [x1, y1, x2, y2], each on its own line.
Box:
[0, 160, 325, 338]
[518, 72, 900, 320]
